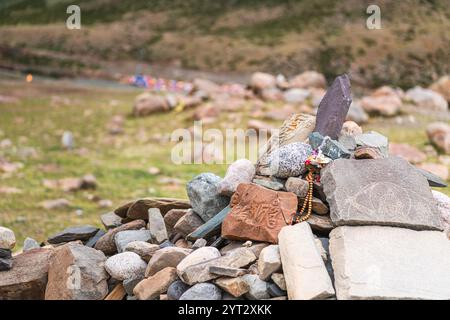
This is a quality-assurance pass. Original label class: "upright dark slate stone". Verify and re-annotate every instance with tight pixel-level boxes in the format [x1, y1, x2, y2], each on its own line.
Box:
[314, 74, 352, 140]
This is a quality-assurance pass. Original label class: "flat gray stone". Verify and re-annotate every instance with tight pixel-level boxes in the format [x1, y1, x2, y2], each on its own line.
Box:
[115, 230, 152, 253]
[100, 212, 122, 229]
[355, 131, 388, 157]
[314, 74, 352, 140]
[416, 167, 448, 188]
[257, 245, 281, 281]
[47, 225, 99, 245]
[321, 157, 442, 231]
[179, 283, 222, 300]
[330, 226, 450, 300]
[186, 173, 230, 222]
[123, 276, 144, 296]
[252, 178, 285, 191]
[23, 237, 40, 251]
[148, 208, 168, 244]
[85, 229, 106, 248]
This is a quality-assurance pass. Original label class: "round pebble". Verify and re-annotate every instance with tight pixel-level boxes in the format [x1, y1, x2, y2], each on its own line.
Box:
[104, 252, 147, 281]
[0, 226, 16, 250]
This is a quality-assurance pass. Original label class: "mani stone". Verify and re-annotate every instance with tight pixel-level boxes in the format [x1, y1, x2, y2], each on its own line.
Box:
[217, 159, 255, 196]
[278, 223, 335, 300]
[179, 247, 256, 285]
[308, 132, 351, 160]
[179, 283, 222, 300]
[186, 173, 230, 222]
[0, 248, 51, 299]
[221, 183, 297, 244]
[321, 157, 443, 231]
[115, 230, 152, 253]
[330, 226, 450, 300]
[95, 219, 146, 256]
[314, 74, 352, 140]
[268, 142, 313, 178]
[45, 243, 108, 300]
[47, 225, 99, 245]
[148, 208, 168, 244]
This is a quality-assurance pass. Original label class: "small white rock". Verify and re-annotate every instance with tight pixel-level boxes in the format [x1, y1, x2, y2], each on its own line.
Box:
[104, 252, 147, 281]
[0, 226, 16, 250]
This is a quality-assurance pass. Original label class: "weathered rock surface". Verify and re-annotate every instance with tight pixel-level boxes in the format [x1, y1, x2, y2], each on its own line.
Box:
[278, 223, 335, 300]
[94, 219, 146, 255]
[432, 190, 450, 239]
[309, 132, 351, 160]
[179, 283, 222, 300]
[105, 252, 147, 281]
[47, 225, 99, 245]
[115, 230, 152, 253]
[241, 274, 270, 300]
[257, 245, 281, 281]
[164, 209, 188, 235]
[179, 247, 256, 285]
[0, 248, 51, 299]
[124, 241, 159, 262]
[167, 280, 190, 300]
[133, 267, 178, 300]
[0, 226, 15, 249]
[321, 157, 442, 231]
[271, 273, 286, 291]
[269, 142, 313, 178]
[186, 173, 230, 222]
[355, 131, 389, 157]
[174, 210, 204, 237]
[217, 159, 255, 196]
[176, 246, 221, 277]
[222, 183, 297, 244]
[307, 214, 334, 235]
[45, 243, 108, 300]
[148, 208, 168, 244]
[123, 276, 144, 296]
[214, 277, 249, 297]
[146, 247, 192, 276]
[314, 74, 352, 139]
[285, 177, 308, 198]
[330, 226, 450, 300]
[209, 266, 248, 277]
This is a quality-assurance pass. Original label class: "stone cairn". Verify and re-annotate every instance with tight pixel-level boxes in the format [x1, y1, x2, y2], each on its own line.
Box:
[1, 74, 450, 300]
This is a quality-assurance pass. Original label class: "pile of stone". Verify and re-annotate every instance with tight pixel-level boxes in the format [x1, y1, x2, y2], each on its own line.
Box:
[1, 74, 449, 300]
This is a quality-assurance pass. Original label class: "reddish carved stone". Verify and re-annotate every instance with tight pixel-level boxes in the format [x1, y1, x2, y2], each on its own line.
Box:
[221, 183, 297, 244]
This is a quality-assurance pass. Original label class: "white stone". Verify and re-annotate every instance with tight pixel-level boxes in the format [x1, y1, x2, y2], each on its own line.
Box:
[104, 252, 147, 281]
[432, 190, 450, 239]
[217, 159, 255, 196]
[278, 223, 335, 300]
[257, 245, 281, 281]
[271, 273, 286, 291]
[124, 241, 159, 262]
[0, 226, 15, 250]
[176, 247, 221, 277]
[330, 226, 450, 300]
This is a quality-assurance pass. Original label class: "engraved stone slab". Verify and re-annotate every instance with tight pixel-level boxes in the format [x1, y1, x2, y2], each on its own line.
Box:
[314, 74, 352, 140]
[321, 157, 442, 231]
[221, 183, 297, 244]
[330, 226, 450, 300]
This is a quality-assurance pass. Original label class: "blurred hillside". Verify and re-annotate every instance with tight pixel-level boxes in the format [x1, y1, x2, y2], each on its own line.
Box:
[0, 0, 449, 88]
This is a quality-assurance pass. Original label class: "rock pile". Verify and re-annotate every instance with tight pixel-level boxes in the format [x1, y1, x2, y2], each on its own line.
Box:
[1, 74, 449, 300]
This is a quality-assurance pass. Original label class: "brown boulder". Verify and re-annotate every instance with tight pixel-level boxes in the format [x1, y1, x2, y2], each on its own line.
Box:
[0, 248, 51, 300]
[133, 267, 178, 300]
[133, 93, 170, 117]
[94, 220, 146, 256]
[45, 243, 108, 300]
[126, 198, 191, 220]
[221, 183, 297, 244]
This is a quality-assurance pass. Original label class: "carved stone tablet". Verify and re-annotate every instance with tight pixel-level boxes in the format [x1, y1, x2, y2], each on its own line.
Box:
[321, 157, 443, 231]
[314, 74, 352, 140]
[221, 183, 297, 243]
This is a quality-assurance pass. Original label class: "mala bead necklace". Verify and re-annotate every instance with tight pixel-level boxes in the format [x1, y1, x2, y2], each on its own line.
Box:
[292, 152, 331, 225]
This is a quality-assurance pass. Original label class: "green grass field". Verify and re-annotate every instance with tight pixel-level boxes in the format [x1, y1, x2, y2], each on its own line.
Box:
[0, 78, 448, 249]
